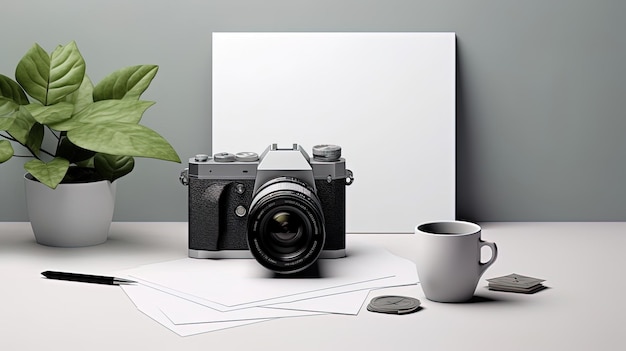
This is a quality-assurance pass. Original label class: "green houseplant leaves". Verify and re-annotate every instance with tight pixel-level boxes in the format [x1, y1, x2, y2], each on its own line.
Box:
[93, 65, 158, 101]
[0, 41, 180, 189]
[0, 74, 29, 105]
[24, 158, 70, 189]
[67, 123, 179, 162]
[16, 42, 86, 106]
[0, 140, 13, 162]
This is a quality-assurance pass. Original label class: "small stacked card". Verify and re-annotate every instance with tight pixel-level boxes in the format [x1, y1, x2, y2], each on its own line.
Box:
[487, 274, 546, 294]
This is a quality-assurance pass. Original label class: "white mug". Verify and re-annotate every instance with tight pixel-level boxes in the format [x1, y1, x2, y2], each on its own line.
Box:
[415, 221, 497, 302]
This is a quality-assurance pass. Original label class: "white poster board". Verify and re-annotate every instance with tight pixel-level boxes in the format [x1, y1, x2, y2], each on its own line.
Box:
[212, 32, 455, 233]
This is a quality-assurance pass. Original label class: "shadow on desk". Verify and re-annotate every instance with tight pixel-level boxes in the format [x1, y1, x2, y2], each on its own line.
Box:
[462, 289, 549, 305]
[417, 294, 528, 306]
[466, 295, 514, 304]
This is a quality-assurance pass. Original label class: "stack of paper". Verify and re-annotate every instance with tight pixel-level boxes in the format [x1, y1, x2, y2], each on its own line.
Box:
[118, 244, 418, 336]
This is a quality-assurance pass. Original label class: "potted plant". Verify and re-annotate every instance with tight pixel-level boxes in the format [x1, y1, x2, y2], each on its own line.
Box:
[0, 41, 180, 246]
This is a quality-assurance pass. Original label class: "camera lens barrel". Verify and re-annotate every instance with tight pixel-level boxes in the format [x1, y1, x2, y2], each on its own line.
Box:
[247, 177, 326, 274]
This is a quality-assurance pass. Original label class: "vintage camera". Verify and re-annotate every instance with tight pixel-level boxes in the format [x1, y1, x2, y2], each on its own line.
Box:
[181, 144, 354, 274]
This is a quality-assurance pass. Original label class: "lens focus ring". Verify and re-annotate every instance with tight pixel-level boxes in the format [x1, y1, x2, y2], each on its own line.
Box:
[247, 177, 325, 274]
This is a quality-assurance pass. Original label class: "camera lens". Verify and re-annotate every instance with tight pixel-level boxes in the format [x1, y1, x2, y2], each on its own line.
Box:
[247, 177, 325, 274]
[260, 208, 310, 259]
[268, 211, 304, 248]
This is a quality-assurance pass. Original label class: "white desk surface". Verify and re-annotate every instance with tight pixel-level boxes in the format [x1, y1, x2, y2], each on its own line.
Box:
[1, 222, 624, 350]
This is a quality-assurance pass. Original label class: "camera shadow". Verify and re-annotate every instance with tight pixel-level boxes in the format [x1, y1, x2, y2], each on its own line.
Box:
[270, 261, 325, 279]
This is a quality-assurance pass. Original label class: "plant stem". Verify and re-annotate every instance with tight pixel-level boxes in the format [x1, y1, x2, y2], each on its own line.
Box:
[0, 132, 17, 141]
[39, 148, 55, 158]
[56, 130, 65, 153]
[23, 145, 42, 161]
[2, 130, 56, 161]
[1, 131, 43, 161]
[48, 126, 61, 140]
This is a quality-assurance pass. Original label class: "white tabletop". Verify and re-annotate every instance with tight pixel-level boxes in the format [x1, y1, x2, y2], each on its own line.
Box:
[1, 222, 623, 350]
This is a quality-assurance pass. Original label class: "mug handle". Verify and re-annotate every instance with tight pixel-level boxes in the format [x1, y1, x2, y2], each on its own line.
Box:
[478, 240, 498, 276]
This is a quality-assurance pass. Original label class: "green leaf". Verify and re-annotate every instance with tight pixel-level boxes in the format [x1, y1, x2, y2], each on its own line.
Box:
[49, 100, 155, 131]
[93, 65, 159, 101]
[65, 74, 94, 114]
[94, 153, 134, 181]
[15, 41, 86, 106]
[24, 157, 70, 189]
[26, 122, 44, 156]
[0, 140, 14, 163]
[75, 156, 94, 168]
[56, 137, 95, 163]
[67, 122, 180, 162]
[14, 44, 49, 104]
[0, 98, 19, 116]
[0, 74, 29, 105]
[0, 97, 20, 117]
[5, 106, 37, 145]
[24, 102, 74, 125]
[0, 116, 13, 131]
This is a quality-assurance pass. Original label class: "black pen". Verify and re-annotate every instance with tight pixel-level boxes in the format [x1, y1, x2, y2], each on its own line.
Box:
[41, 271, 137, 285]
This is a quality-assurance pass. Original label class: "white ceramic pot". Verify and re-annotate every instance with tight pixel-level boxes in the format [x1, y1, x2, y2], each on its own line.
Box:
[24, 173, 117, 247]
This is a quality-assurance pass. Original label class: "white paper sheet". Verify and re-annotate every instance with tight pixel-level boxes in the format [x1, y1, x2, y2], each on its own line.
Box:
[263, 289, 372, 315]
[121, 245, 417, 309]
[119, 245, 418, 334]
[158, 289, 371, 325]
[212, 32, 456, 233]
[122, 284, 271, 336]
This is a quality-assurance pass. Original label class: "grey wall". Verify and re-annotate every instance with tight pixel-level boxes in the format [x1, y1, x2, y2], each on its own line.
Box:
[1, 0, 625, 222]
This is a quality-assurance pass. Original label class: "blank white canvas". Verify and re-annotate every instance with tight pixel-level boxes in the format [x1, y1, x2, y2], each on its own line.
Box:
[212, 32, 455, 233]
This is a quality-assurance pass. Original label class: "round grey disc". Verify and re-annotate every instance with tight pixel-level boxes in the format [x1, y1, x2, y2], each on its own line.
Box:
[235, 152, 259, 162]
[367, 295, 421, 315]
[214, 152, 236, 162]
[312, 144, 342, 161]
[194, 154, 211, 162]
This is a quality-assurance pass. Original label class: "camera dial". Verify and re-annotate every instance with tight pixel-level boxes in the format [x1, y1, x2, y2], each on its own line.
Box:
[312, 144, 342, 162]
[235, 152, 259, 162]
[214, 152, 236, 162]
[194, 154, 210, 162]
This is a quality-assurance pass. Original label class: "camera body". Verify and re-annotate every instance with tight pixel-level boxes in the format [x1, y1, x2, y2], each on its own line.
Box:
[184, 143, 353, 274]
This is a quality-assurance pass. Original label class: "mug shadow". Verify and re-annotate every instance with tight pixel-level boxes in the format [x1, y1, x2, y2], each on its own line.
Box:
[462, 288, 549, 304]
[426, 293, 522, 305]
[424, 295, 513, 305]
[465, 295, 506, 304]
